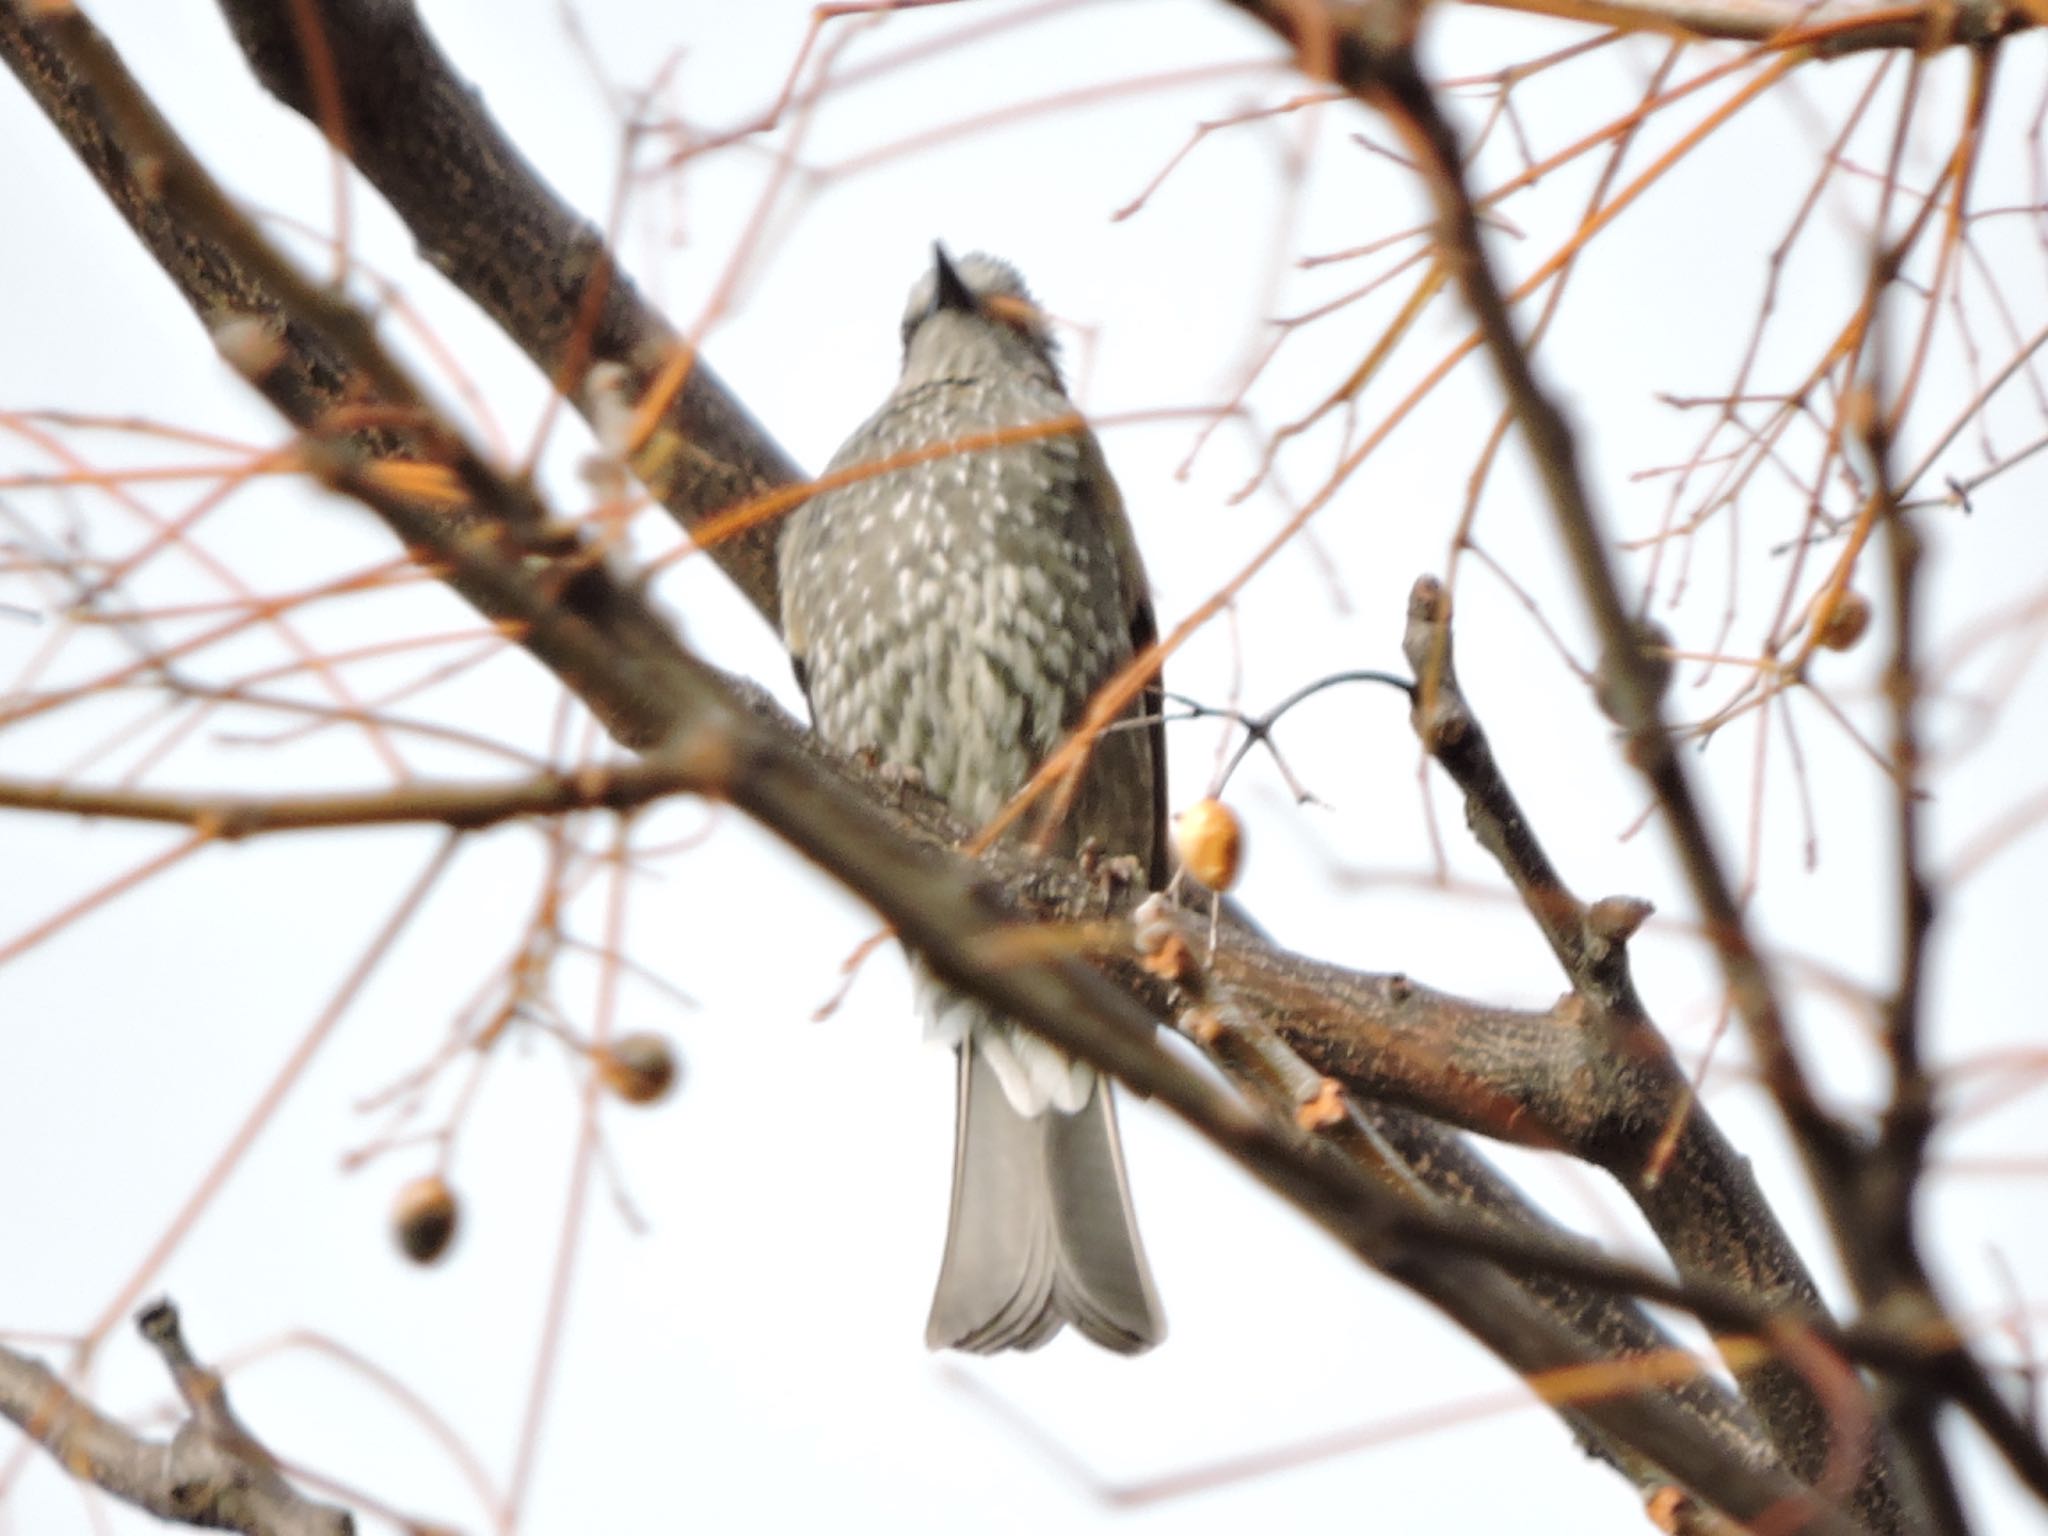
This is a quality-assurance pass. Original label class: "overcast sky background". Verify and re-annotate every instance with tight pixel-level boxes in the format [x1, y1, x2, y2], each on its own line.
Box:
[3, 3, 2046, 1533]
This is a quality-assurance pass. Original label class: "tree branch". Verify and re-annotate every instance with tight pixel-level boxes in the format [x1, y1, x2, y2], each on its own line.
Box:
[1465, 0, 2033, 55]
[1397, 573, 1854, 1496]
[216, 0, 801, 621]
[0, 1303, 354, 1536]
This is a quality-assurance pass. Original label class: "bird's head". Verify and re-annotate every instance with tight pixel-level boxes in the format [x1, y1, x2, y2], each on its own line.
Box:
[898, 245, 1063, 389]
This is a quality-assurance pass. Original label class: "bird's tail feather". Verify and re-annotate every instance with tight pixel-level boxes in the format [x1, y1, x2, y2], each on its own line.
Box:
[926, 1038, 1164, 1354]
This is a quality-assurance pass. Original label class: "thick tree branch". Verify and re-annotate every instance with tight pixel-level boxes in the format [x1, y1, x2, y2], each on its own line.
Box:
[216, 0, 800, 621]
[1398, 574, 1852, 1496]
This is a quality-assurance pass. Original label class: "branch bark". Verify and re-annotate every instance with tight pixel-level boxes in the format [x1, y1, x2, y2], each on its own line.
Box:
[216, 0, 800, 622]
[0, 1304, 354, 1536]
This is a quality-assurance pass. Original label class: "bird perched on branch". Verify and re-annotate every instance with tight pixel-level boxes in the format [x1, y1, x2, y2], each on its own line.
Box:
[779, 246, 1166, 1353]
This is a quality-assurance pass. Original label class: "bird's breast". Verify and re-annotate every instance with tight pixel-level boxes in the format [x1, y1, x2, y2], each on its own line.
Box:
[781, 388, 1128, 827]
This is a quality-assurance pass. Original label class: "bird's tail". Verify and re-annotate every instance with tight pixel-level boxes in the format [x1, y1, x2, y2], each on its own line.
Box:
[925, 1036, 1165, 1354]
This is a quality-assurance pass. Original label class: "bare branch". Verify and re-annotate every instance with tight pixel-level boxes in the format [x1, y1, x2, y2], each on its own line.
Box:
[1464, 0, 2033, 55]
[0, 1304, 353, 1536]
[0, 760, 707, 836]
[1399, 574, 1856, 1497]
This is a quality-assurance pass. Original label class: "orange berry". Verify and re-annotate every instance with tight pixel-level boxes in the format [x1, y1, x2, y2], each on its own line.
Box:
[1173, 798, 1243, 892]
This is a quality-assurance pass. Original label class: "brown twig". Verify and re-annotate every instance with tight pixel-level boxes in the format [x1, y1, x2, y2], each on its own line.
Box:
[0, 761, 709, 836]
[1466, 0, 2031, 54]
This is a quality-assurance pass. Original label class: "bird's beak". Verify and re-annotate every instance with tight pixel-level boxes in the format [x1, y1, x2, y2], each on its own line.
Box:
[930, 243, 977, 315]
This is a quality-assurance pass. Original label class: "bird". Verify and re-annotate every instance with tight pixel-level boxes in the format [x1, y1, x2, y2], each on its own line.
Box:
[778, 246, 1167, 1354]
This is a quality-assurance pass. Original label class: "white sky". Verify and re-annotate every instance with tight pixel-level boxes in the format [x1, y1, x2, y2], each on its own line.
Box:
[2, 3, 2046, 1534]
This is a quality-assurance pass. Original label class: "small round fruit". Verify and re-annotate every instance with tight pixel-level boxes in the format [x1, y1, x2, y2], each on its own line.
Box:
[393, 1174, 459, 1265]
[1816, 590, 1871, 652]
[1174, 798, 1243, 892]
[597, 1031, 680, 1106]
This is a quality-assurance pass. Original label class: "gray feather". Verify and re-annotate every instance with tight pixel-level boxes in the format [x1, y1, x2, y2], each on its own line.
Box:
[928, 1038, 1163, 1354]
